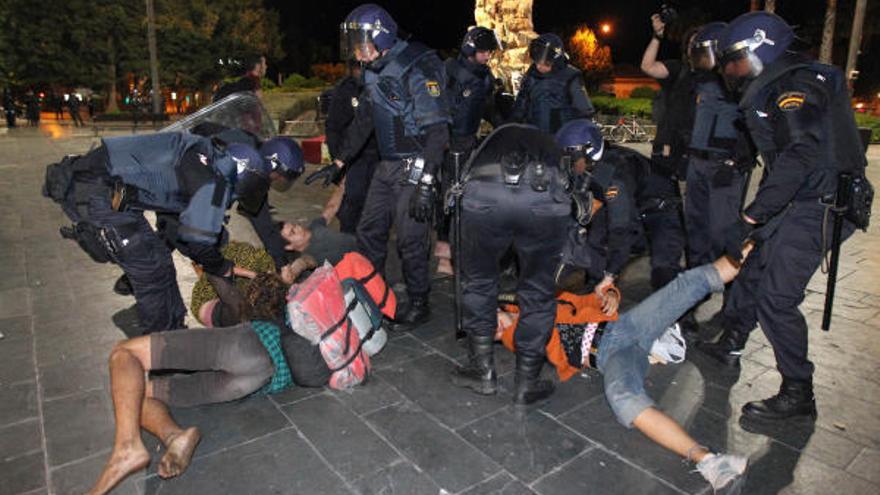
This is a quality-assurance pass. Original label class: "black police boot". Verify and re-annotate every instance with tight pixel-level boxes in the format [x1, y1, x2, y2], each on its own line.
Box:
[697, 328, 749, 367]
[742, 376, 817, 421]
[390, 296, 431, 331]
[450, 334, 497, 395]
[512, 355, 555, 407]
[113, 274, 134, 296]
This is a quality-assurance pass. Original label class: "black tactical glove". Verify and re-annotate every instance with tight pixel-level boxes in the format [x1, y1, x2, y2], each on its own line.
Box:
[304, 163, 343, 187]
[722, 217, 754, 262]
[409, 176, 436, 223]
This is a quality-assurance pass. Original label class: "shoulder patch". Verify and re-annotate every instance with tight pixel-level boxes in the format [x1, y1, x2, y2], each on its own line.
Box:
[776, 91, 806, 112]
[605, 186, 619, 201]
[426, 80, 441, 97]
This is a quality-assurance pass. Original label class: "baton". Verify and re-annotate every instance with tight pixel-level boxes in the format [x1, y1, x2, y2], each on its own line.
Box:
[821, 173, 852, 331]
[451, 151, 466, 340]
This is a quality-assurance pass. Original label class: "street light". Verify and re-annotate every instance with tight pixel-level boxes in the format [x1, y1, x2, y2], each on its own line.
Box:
[600, 23, 612, 35]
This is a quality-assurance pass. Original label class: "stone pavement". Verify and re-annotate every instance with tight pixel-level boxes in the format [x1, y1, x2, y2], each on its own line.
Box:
[1, 123, 878, 495]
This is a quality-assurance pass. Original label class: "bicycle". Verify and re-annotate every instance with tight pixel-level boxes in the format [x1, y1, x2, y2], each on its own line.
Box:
[608, 115, 653, 143]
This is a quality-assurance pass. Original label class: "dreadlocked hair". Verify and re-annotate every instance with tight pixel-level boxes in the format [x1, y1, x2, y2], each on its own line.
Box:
[243, 272, 289, 322]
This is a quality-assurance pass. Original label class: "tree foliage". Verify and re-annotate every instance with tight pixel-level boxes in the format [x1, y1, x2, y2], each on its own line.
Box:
[568, 26, 613, 93]
[0, 0, 283, 103]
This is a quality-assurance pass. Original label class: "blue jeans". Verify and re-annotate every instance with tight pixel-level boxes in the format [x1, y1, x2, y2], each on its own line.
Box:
[597, 264, 725, 426]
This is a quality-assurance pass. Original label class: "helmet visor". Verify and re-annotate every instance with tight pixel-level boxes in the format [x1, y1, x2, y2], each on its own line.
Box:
[720, 44, 764, 92]
[529, 39, 561, 66]
[236, 172, 270, 215]
[471, 29, 501, 52]
[689, 40, 718, 71]
[339, 23, 376, 61]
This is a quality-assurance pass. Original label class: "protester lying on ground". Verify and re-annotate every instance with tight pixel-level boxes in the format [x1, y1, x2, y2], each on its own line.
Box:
[190, 240, 316, 326]
[278, 174, 357, 265]
[88, 250, 395, 495]
[497, 247, 754, 495]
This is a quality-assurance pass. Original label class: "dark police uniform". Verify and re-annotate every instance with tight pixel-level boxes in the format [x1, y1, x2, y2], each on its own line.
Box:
[325, 75, 379, 234]
[684, 74, 752, 266]
[445, 55, 499, 153]
[461, 124, 570, 358]
[582, 144, 686, 289]
[510, 65, 594, 134]
[723, 54, 864, 381]
[336, 40, 450, 304]
[52, 133, 239, 332]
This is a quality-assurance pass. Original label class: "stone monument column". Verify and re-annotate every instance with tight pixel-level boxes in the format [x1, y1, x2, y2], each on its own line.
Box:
[474, 0, 537, 93]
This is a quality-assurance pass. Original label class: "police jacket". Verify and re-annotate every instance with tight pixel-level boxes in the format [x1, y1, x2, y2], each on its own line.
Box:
[445, 55, 500, 141]
[690, 73, 740, 155]
[511, 64, 594, 134]
[737, 53, 867, 224]
[338, 40, 451, 175]
[103, 132, 237, 275]
[325, 75, 379, 165]
[585, 145, 653, 277]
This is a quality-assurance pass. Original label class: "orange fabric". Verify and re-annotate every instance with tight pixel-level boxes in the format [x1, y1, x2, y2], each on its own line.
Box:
[334, 251, 397, 319]
[499, 288, 619, 382]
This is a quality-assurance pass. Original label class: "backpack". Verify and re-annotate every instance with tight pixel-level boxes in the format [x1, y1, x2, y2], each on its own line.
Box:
[286, 253, 396, 390]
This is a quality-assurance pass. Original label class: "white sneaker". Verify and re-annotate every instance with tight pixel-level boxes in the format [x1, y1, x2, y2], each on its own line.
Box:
[696, 453, 748, 494]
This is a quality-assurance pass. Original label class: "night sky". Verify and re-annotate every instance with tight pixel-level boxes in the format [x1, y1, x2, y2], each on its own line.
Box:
[268, 0, 878, 95]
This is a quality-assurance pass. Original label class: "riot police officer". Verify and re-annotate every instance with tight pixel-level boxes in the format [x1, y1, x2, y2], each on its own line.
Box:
[434, 27, 503, 275]
[450, 123, 570, 407]
[330, 4, 451, 330]
[510, 33, 594, 134]
[683, 22, 754, 268]
[710, 12, 866, 421]
[446, 27, 503, 154]
[44, 133, 286, 332]
[317, 62, 379, 234]
[113, 132, 304, 296]
[555, 119, 687, 296]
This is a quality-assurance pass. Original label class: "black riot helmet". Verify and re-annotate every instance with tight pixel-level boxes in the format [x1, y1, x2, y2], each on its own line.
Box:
[461, 27, 501, 57]
[689, 22, 727, 71]
[529, 33, 567, 68]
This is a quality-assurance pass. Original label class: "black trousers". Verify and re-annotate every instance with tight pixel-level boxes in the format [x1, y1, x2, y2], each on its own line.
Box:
[356, 160, 432, 299]
[684, 156, 748, 267]
[87, 196, 186, 332]
[722, 200, 854, 380]
[338, 156, 378, 234]
[460, 181, 569, 359]
[640, 171, 687, 289]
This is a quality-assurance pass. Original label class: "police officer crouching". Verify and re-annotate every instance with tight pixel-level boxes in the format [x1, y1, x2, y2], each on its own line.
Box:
[711, 12, 869, 421]
[450, 124, 571, 407]
[554, 119, 689, 305]
[510, 33, 594, 134]
[332, 4, 451, 331]
[43, 133, 283, 333]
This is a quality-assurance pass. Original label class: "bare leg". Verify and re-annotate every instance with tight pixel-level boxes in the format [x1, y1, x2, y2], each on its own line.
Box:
[140, 394, 201, 479]
[88, 339, 152, 495]
[632, 407, 709, 463]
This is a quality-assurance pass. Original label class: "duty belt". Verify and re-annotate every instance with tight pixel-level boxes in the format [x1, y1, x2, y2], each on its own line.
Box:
[689, 149, 734, 162]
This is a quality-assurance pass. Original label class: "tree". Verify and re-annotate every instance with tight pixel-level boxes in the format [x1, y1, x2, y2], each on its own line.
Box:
[568, 26, 613, 93]
[820, 0, 837, 63]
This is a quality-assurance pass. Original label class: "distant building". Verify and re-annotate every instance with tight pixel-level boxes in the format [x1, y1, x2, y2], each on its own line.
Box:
[600, 64, 660, 98]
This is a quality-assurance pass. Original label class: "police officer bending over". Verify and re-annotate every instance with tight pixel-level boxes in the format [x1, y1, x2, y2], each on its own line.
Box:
[556, 119, 690, 303]
[326, 4, 451, 330]
[511, 33, 594, 134]
[43, 132, 296, 333]
[711, 12, 868, 421]
[451, 124, 571, 407]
